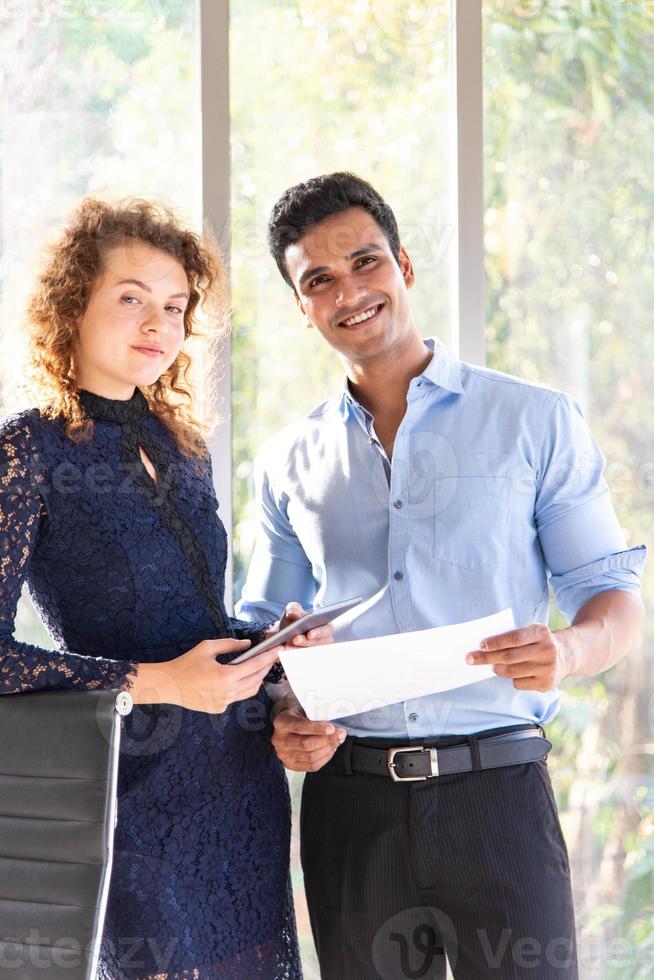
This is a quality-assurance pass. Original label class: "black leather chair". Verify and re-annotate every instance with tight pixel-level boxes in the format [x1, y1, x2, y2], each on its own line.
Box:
[0, 689, 132, 980]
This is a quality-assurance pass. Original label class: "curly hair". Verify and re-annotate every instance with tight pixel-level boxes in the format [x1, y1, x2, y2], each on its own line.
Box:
[21, 197, 227, 459]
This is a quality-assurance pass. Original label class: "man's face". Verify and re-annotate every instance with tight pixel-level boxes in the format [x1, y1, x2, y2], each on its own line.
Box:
[284, 206, 415, 362]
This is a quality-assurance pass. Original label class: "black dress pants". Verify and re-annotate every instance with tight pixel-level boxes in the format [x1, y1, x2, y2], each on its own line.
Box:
[301, 734, 578, 980]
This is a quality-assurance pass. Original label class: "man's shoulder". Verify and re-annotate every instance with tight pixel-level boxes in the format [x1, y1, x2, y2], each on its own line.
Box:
[256, 392, 344, 468]
[459, 360, 566, 414]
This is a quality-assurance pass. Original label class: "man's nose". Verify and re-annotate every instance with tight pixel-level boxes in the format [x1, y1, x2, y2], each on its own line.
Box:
[335, 276, 364, 307]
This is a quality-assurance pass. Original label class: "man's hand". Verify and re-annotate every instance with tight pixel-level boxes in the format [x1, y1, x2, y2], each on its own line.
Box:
[465, 623, 575, 692]
[272, 703, 347, 772]
[265, 601, 334, 648]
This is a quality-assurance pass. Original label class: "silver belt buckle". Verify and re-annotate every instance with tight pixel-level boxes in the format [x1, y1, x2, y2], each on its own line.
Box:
[387, 746, 439, 782]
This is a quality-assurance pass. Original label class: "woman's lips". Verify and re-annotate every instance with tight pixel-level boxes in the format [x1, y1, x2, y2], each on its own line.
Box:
[132, 346, 164, 358]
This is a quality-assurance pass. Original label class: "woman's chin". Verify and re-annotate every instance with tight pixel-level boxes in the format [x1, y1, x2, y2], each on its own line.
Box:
[132, 367, 167, 388]
[95, 359, 174, 392]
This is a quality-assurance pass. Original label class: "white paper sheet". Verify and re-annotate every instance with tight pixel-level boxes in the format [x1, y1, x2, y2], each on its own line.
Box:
[279, 608, 515, 721]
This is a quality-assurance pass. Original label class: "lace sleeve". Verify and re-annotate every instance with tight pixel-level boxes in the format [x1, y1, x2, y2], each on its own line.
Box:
[228, 617, 285, 683]
[228, 616, 271, 646]
[0, 415, 139, 694]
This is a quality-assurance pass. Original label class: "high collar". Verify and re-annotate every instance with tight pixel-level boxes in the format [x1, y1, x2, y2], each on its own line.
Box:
[78, 387, 150, 424]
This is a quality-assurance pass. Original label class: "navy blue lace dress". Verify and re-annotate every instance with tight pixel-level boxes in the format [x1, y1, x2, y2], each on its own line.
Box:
[0, 389, 301, 979]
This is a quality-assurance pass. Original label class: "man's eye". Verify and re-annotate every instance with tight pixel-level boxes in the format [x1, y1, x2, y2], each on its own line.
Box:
[355, 256, 377, 269]
[309, 276, 329, 288]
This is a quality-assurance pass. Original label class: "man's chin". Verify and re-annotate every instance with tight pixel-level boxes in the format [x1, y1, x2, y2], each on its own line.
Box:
[337, 326, 397, 360]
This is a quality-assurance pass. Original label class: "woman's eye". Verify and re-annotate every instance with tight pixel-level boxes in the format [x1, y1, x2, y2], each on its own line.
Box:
[121, 294, 184, 315]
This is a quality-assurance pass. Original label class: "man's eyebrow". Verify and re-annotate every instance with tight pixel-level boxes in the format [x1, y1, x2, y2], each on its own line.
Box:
[299, 266, 329, 287]
[348, 243, 384, 260]
[115, 278, 188, 300]
[298, 244, 384, 287]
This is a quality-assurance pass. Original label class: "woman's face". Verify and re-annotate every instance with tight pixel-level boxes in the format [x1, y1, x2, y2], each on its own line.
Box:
[74, 240, 189, 399]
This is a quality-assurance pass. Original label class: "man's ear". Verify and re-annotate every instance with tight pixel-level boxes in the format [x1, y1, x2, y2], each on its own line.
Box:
[293, 289, 313, 328]
[398, 245, 415, 290]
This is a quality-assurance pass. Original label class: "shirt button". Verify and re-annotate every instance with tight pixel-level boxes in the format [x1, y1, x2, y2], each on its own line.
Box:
[393, 499, 403, 509]
[393, 570, 404, 581]
[409, 712, 418, 723]
[369, 437, 375, 445]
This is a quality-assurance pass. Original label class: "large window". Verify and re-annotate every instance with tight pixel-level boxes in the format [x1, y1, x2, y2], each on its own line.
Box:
[0, 1, 200, 297]
[229, 0, 454, 593]
[484, 4, 654, 974]
[229, 7, 453, 969]
[0, 0, 201, 634]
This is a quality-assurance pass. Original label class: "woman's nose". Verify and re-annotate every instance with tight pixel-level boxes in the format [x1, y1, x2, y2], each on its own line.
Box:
[142, 307, 167, 333]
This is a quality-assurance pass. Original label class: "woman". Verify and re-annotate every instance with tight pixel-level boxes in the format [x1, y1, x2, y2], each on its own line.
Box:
[0, 199, 325, 978]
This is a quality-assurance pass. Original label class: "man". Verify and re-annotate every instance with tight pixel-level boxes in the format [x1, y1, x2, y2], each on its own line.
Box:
[237, 172, 646, 979]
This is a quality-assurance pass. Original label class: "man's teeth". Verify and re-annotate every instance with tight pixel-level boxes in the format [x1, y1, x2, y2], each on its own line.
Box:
[344, 306, 379, 326]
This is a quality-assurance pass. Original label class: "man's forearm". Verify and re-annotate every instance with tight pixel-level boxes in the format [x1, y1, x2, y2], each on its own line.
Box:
[557, 589, 645, 679]
[265, 680, 302, 720]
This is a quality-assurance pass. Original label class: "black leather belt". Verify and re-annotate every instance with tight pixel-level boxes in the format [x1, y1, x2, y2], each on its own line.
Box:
[334, 727, 551, 782]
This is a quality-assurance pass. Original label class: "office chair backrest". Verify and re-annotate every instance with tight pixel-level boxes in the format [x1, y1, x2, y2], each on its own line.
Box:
[0, 689, 132, 980]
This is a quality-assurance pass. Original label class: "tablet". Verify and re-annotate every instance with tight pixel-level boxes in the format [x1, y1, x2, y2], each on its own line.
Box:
[231, 596, 363, 663]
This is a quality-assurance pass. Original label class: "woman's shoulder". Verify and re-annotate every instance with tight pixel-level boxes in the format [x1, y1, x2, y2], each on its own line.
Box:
[0, 409, 48, 492]
[0, 406, 67, 464]
[0, 407, 43, 444]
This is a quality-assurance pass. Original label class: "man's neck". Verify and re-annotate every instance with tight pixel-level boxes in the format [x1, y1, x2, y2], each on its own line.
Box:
[346, 333, 433, 418]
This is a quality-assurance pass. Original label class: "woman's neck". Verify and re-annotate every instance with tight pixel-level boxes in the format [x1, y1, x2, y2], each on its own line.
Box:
[75, 373, 136, 401]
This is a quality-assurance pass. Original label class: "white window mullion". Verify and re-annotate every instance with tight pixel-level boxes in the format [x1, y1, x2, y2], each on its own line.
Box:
[450, 0, 485, 365]
[200, 0, 233, 607]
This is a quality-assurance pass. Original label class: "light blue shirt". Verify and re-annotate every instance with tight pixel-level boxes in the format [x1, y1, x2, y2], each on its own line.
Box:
[237, 338, 646, 736]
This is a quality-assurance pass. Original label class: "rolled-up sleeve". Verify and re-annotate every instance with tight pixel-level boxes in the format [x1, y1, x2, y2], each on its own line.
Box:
[550, 546, 647, 622]
[535, 393, 647, 621]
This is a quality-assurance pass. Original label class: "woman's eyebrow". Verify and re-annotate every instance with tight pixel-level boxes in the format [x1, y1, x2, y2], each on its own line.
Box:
[116, 277, 188, 300]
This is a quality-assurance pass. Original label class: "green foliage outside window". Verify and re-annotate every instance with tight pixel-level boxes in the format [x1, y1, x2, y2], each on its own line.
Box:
[484, 3, 654, 974]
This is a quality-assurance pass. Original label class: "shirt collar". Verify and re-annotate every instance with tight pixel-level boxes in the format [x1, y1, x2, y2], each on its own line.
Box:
[340, 336, 464, 418]
[420, 337, 464, 393]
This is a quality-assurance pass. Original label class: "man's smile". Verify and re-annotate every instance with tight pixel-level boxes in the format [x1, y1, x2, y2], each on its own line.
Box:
[338, 302, 385, 328]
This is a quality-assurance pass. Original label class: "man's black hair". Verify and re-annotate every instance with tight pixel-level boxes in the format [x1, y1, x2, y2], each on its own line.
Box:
[267, 172, 401, 289]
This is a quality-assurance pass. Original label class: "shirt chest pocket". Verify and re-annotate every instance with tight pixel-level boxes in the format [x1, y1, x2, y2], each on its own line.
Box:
[432, 475, 510, 569]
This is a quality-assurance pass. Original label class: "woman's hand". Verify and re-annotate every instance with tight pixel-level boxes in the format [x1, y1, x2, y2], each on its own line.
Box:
[131, 638, 279, 714]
